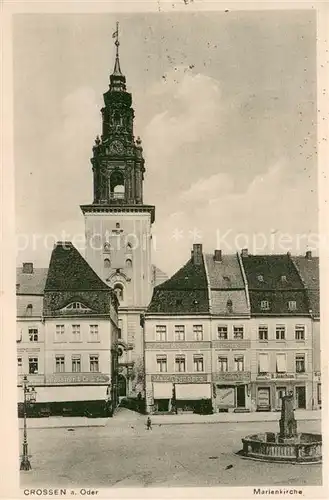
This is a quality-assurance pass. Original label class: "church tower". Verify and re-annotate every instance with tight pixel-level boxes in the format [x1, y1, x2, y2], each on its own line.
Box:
[81, 24, 155, 396]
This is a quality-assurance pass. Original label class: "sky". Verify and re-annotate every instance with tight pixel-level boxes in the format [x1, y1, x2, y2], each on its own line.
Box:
[14, 10, 318, 276]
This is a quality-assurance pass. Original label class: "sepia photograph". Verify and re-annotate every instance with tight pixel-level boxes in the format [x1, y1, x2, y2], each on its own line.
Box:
[1, 0, 327, 497]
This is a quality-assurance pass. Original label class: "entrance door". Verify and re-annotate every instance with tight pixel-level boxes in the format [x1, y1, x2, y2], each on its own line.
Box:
[236, 385, 246, 408]
[296, 386, 306, 409]
[276, 387, 286, 410]
[257, 387, 270, 410]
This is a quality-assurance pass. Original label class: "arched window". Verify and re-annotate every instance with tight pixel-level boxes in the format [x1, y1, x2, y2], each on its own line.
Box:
[26, 304, 33, 316]
[125, 258, 132, 268]
[126, 242, 132, 250]
[114, 283, 124, 302]
[104, 258, 111, 269]
[110, 171, 125, 200]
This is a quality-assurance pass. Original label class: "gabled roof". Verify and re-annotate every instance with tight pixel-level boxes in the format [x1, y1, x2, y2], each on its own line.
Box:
[45, 242, 110, 292]
[242, 254, 304, 290]
[292, 256, 320, 316]
[205, 253, 245, 289]
[151, 265, 168, 287]
[147, 256, 209, 314]
[16, 268, 48, 295]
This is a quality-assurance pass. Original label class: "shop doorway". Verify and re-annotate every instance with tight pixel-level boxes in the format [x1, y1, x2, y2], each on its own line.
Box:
[118, 374, 127, 397]
[295, 386, 306, 409]
[257, 387, 270, 411]
[236, 385, 246, 408]
[276, 387, 286, 410]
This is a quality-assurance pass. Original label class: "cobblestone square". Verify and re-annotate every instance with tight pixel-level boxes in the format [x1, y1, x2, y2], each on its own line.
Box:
[19, 414, 322, 488]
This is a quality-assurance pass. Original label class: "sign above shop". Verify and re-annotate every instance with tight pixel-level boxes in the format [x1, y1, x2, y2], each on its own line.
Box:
[212, 371, 251, 382]
[151, 374, 208, 383]
[45, 373, 109, 385]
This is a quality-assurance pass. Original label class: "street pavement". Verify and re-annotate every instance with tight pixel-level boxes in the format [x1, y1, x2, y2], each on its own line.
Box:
[19, 408, 322, 488]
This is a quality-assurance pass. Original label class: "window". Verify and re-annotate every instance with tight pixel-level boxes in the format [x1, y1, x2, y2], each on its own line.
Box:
[125, 259, 132, 268]
[156, 355, 167, 373]
[234, 355, 244, 372]
[55, 324, 65, 341]
[126, 243, 132, 251]
[260, 300, 270, 311]
[295, 325, 305, 340]
[28, 328, 38, 342]
[89, 324, 99, 341]
[26, 304, 33, 316]
[72, 355, 81, 373]
[193, 325, 203, 341]
[296, 354, 305, 373]
[89, 355, 99, 372]
[226, 299, 233, 313]
[17, 357, 23, 374]
[193, 355, 204, 372]
[118, 319, 123, 339]
[28, 357, 38, 374]
[114, 283, 124, 302]
[155, 325, 167, 342]
[276, 353, 287, 373]
[55, 355, 65, 373]
[218, 356, 228, 372]
[65, 302, 89, 310]
[257, 275, 264, 282]
[116, 222, 120, 229]
[258, 325, 268, 341]
[104, 258, 111, 269]
[281, 275, 287, 283]
[233, 326, 244, 339]
[317, 383, 321, 405]
[175, 355, 186, 372]
[72, 324, 81, 341]
[288, 300, 297, 311]
[258, 353, 269, 374]
[217, 326, 228, 339]
[174, 325, 185, 341]
[276, 325, 286, 340]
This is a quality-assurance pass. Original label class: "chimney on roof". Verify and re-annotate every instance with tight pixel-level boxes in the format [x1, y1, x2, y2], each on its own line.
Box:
[241, 248, 248, 258]
[192, 243, 203, 266]
[22, 263, 33, 274]
[214, 249, 222, 262]
[306, 250, 312, 260]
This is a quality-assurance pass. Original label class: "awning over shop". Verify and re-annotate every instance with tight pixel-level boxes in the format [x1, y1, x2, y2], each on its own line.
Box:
[175, 383, 211, 400]
[18, 385, 108, 403]
[153, 382, 173, 399]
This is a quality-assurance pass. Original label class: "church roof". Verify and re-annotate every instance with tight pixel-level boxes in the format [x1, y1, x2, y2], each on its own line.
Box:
[45, 242, 110, 292]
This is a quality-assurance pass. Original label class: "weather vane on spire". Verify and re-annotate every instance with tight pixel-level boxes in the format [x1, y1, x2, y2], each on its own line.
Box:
[111, 21, 123, 77]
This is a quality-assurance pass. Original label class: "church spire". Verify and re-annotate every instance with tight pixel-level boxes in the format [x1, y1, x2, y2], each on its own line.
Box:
[109, 22, 126, 92]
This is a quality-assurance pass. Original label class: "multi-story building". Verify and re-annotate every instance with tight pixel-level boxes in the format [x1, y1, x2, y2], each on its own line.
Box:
[292, 252, 320, 409]
[242, 251, 314, 411]
[144, 246, 321, 414]
[144, 244, 212, 413]
[205, 250, 251, 412]
[16, 242, 119, 416]
[16, 263, 47, 411]
[80, 31, 166, 397]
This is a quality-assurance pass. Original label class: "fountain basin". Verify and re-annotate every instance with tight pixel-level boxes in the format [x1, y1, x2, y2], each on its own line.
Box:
[241, 432, 322, 464]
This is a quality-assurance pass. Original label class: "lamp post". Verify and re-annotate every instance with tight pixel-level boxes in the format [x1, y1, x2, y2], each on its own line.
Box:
[20, 375, 36, 471]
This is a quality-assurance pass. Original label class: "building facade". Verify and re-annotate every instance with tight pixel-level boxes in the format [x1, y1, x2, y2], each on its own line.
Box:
[144, 244, 212, 414]
[205, 251, 252, 412]
[242, 251, 314, 411]
[144, 246, 321, 414]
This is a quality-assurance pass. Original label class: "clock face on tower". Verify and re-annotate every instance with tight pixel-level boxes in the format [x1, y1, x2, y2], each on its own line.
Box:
[110, 140, 124, 155]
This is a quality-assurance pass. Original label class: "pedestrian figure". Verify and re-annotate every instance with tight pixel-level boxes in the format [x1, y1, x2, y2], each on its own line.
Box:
[146, 416, 152, 430]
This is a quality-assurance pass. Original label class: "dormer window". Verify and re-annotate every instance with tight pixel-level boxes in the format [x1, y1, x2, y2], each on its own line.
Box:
[257, 275, 264, 282]
[288, 300, 297, 311]
[60, 302, 91, 312]
[26, 304, 33, 316]
[223, 276, 231, 284]
[281, 275, 287, 283]
[226, 299, 233, 313]
[260, 300, 270, 310]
